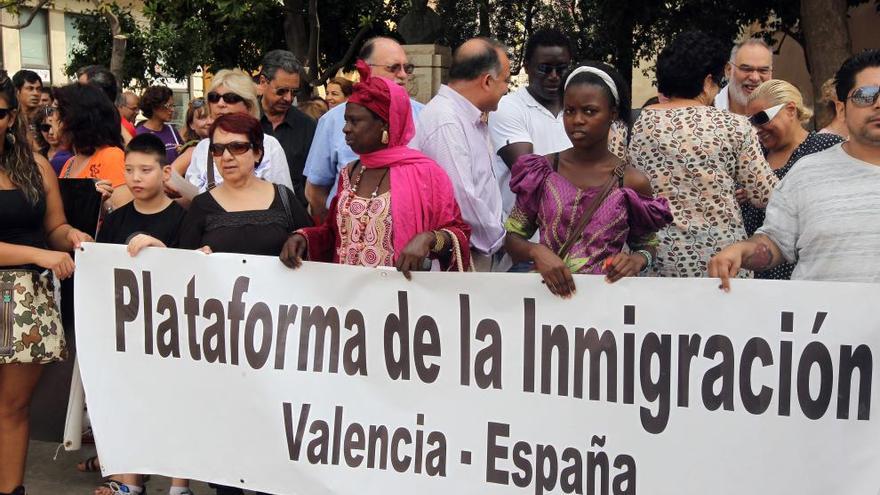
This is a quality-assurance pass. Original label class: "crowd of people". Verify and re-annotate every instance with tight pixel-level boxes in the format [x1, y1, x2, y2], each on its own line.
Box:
[0, 25, 878, 495]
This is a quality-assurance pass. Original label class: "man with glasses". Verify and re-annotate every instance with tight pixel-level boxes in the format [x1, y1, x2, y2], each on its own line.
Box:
[489, 29, 573, 217]
[117, 91, 140, 126]
[414, 38, 511, 271]
[258, 49, 317, 206]
[303, 36, 424, 221]
[710, 50, 880, 285]
[714, 38, 773, 115]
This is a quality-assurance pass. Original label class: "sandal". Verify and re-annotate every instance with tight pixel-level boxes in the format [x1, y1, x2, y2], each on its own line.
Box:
[95, 480, 141, 495]
[76, 455, 100, 473]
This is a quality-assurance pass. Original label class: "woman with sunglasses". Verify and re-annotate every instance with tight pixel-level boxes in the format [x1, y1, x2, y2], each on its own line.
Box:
[136, 85, 183, 163]
[31, 106, 72, 175]
[182, 69, 293, 196]
[281, 61, 471, 276]
[627, 31, 777, 278]
[170, 98, 210, 177]
[737, 80, 844, 280]
[176, 112, 310, 255]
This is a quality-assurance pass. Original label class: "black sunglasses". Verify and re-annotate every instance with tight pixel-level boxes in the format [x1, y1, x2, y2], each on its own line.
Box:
[0, 108, 12, 119]
[37, 123, 52, 133]
[209, 141, 253, 157]
[207, 91, 245, 105]
[535, 63, 570, 77]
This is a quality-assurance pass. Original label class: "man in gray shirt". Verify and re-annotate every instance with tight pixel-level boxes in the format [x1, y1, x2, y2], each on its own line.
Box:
[710, 49, 880, 287]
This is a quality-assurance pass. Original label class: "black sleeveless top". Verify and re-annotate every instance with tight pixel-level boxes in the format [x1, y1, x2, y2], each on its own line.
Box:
[0, 189, 46, 268]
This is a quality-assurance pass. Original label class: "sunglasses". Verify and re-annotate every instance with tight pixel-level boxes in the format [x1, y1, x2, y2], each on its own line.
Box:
[270, 85, 298, 97]
[848, 85, 880, 108]
[209, 141, 253, 157]
[748, 103, 785, 127]
[0, 108, 11, 119]
[37, 123, 52, 133]
[190, 98, 206, 109]
[370, 63, 415, 75]
[535, 63, 570, 77]
[207, 91, 245, 105]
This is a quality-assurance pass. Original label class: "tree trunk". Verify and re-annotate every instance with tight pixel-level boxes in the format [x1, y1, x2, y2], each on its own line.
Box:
[100, 4, 126, 87]
[799, 0, 852, 105]
[283, 0, 309, 63]
[306, 0, 319, 82]
[478, 0, 490, 37]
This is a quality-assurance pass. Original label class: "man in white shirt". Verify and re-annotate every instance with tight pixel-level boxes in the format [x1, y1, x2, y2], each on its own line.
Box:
[414, 38, 511, 271]
[714, 38, 773, 115]
[489, 29, 573, 215]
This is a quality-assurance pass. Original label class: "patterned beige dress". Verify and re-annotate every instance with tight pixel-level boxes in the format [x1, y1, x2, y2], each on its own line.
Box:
[627, 105, 777, 277]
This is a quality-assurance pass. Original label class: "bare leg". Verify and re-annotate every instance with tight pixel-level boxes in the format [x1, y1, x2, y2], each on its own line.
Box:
[0, 363, 44, 492]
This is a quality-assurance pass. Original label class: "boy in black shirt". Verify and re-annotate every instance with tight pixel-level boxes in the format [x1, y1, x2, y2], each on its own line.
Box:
[97, 133, 186, 253]
[94, 133, 193, 495]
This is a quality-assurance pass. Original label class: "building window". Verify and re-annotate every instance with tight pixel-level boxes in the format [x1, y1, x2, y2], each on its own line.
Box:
[19, 9, 49, 68]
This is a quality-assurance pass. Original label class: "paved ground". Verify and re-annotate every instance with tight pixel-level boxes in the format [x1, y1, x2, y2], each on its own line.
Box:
[25, 440, 216, 495]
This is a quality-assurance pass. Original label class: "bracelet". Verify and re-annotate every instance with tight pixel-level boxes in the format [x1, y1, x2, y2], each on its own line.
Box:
[635, 249, 653, 274]
[430, 230, 446, 254]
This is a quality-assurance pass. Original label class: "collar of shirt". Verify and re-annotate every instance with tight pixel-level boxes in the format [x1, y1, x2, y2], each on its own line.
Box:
[438, 85, 484, 127]
[517, 87, 563, 120]
[714, 85, 730, 110]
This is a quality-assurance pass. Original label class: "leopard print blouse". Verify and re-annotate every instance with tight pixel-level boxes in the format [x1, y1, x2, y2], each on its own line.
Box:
[627, 105, 778, 278]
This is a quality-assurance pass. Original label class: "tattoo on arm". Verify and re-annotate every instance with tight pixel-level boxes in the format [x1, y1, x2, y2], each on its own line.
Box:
[744, 241, 774, 270]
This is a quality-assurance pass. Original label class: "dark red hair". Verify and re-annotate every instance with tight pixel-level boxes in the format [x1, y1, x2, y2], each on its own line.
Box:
[209, 112, 264, 153]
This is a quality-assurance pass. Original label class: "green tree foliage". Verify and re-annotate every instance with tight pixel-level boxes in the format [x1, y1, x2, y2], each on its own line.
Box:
[63, 4, 156, 87]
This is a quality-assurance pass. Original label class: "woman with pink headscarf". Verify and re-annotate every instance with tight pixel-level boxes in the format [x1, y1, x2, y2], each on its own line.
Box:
[280, 61, 471, 276]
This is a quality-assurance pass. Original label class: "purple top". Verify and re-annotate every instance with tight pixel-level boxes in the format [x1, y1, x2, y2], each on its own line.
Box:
[505, 153, 673, 274]
[135, 123, 183, 163]
[50, 149, 74, 176]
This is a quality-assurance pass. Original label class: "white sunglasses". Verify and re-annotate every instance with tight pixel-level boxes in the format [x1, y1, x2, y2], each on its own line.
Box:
[748, 103, 786, 127]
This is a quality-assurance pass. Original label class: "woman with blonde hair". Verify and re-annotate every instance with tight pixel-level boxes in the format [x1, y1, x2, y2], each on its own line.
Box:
[817, 78, 849, 138]
[182, 69, 293, 195]
[740, 79, 844, 279]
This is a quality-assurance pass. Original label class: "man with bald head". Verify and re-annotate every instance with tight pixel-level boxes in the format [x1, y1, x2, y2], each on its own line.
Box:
[303, 36, 424, 220]
[414, 38, 511, 271]
[715, 38, 774, 115]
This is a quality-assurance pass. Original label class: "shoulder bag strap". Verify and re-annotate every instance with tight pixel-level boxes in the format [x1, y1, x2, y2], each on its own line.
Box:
[206, 144, 216, 190]
[557, 171, 619, 260]
[277, 183, 295, 232]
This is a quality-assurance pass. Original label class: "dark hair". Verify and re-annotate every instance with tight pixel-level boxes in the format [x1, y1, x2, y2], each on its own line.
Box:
[40, 86, 52, 95]
[261, 50, 303, 81]
[78, 65, 119, 103]
[328, 77, 354, 97]
[12, 70, 42, 91]
[835, 49, 880, 103]
[0, 72, 43, 204]
[524, 28, 572, 65]
[125, 133, 168, 166]
[564, 62, 633, 125]
[358, 36, 399, 62]
[656, 31, 727, 99]
[209, 112, 264, 155]
[183, 98, 208, 142]
[32, 106, 52, 156]
[55, 83, 124, 156]
[139, 85, 174, 119]
[449, 38, 504, 81]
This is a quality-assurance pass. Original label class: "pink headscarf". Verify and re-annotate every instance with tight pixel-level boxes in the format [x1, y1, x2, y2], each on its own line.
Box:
[348, 60, 423, 169]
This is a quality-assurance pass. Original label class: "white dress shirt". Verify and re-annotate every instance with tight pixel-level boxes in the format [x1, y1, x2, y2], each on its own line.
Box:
[414, 85, 504, 255]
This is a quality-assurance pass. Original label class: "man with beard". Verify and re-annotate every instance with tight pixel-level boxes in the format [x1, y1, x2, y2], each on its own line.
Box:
[489, 29, 573, 216]
[714, 38, 773, 115]
[258, 49, 317, 206]
[710, 50, 880, 286]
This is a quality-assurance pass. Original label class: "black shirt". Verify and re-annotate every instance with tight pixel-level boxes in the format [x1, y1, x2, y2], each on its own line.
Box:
[96, 201, 187, 247]
[178, 184, 311, 256]
[260, 106, 317, 206]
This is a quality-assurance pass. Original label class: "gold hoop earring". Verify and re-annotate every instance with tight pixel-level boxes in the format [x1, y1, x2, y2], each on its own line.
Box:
[381, 129, 389, 144]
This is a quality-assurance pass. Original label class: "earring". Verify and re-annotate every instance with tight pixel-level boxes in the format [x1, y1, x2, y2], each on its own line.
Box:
[381, 129, 389, 145]
[6, 129, 15, 147]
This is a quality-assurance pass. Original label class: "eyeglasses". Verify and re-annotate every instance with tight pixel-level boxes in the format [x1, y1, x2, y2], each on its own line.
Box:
[748, 103, 786, 127]
[269, 84, 298, 97]
[370, 63, 415, 75]
[535, 63, 570, 77]
[0, 108, 12, 119]
[207, 91, 245, 105]
[37, 123, 52, 133]
[160, 102, 176, 111]
[209, 141, 253, 157]
[732, 64, 772, 76]
[848, 85, 880, 108]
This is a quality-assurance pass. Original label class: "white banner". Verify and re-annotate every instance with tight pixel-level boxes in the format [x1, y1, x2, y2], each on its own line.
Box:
[75, 243, 880, 495]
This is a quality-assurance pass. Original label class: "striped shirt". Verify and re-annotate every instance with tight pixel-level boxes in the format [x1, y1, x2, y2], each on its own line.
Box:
[757, 143, 880, 282]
